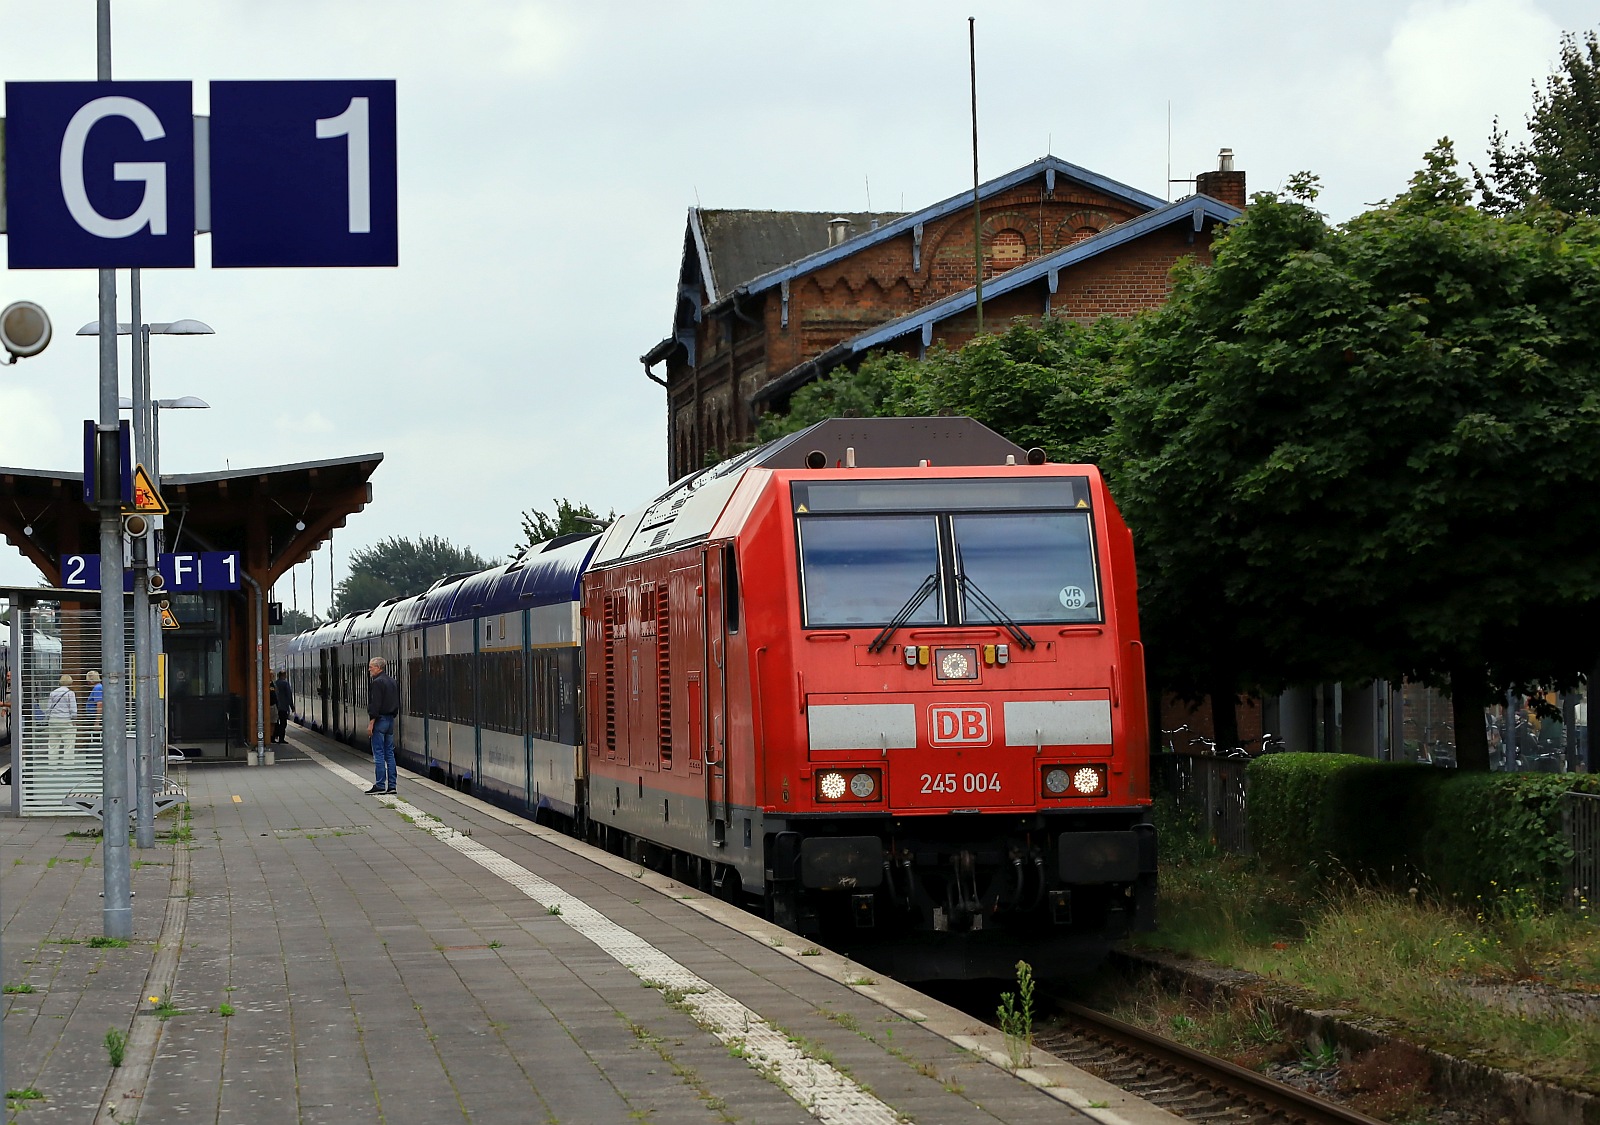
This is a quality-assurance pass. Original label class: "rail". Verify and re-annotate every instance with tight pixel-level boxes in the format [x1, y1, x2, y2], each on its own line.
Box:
[1048, 997, 1389, 1125]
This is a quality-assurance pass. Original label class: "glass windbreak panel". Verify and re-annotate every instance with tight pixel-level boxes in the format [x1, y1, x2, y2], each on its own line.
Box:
[798, 515, 942, 626]
[953, 512, 1101, 623]
[794, 477, 1088, 514]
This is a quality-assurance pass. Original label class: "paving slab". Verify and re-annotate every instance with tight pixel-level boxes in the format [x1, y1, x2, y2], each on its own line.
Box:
[0, 729, 1187, 1124]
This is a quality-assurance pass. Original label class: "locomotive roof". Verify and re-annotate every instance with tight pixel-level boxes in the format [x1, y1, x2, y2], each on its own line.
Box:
[593, 417, 1027, 567]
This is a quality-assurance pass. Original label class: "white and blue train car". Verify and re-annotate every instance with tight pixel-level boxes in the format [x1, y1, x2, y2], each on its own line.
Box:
[287, 533, 597, 822]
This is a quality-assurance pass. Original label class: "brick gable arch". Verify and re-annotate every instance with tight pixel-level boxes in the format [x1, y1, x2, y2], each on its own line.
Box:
[1054, 208, 1120, 246]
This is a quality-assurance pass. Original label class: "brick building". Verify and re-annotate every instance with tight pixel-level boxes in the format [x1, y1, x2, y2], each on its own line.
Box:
[643, 151, 1246, 480]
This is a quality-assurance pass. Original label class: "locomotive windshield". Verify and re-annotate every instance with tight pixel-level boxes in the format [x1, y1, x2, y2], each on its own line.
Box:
[793, 478, 1101, 627]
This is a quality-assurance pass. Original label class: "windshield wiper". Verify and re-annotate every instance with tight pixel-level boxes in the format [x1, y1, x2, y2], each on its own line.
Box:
[958, 573, 1036, 650]
[868, 573, 939, 654]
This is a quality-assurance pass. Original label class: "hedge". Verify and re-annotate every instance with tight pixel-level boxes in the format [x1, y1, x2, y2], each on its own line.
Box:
[1244, 753, 1599, 907]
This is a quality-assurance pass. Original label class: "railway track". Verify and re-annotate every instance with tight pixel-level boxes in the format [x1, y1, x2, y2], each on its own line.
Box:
[1037, 996, 1388, 1125]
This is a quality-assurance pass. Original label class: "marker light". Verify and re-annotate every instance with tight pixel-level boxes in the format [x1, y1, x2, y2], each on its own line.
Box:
[1044, 768, 1070, 795]
[849, 771, 876, 798]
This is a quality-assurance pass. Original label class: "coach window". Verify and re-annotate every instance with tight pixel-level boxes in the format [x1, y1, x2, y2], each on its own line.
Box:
[723, 544, 741, 633]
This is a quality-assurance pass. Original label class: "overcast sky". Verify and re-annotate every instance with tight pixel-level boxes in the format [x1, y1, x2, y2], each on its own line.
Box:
[0, 0, 1592, 614]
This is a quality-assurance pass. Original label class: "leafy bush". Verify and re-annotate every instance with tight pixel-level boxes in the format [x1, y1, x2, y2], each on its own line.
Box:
[1420, 772, 1600, 906]
[1246, 754, 1599, 908]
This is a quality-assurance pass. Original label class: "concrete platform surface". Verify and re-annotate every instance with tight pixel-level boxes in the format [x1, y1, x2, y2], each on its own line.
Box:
[0, 727, 1184, 1125]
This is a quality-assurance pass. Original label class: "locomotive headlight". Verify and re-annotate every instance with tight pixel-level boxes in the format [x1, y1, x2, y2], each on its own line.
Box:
[849, 771, 876, 798]
[1044, 768, 1070, 795]
[1071, 766, 1105, 796]
[818, 772, 848, 800]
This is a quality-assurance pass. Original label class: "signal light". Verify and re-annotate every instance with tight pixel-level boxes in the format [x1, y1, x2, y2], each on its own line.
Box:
[147, 572, 165, 592]
[123, 514, 149, 538]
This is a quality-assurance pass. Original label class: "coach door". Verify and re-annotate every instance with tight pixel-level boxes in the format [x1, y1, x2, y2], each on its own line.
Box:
[703, 545, 734, 845]
[318, 649, 332, 730]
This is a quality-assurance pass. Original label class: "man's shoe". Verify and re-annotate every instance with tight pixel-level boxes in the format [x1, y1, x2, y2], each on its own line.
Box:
[385, 788, 396, 794]
[365, 785, 384, 794]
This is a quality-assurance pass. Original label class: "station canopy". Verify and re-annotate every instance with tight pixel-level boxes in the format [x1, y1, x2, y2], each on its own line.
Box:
[0, 453, 382, 588]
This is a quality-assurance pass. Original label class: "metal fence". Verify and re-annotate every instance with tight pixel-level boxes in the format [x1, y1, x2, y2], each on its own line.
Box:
[1154, 752, 1250, 856]
[1562, 792, 1599, 916]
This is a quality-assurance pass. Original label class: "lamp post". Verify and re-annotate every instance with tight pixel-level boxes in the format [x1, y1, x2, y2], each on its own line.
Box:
[79, 313, 213, 847]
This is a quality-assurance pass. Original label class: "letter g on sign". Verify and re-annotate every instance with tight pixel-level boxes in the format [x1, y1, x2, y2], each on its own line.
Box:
[59, 96, 169, 239]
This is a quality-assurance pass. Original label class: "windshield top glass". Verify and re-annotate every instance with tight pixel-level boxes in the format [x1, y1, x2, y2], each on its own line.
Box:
[796, 515, 942, 627]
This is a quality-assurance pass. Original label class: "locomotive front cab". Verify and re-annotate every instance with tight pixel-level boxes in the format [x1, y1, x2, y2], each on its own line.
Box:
[768, 467, 1155, 974]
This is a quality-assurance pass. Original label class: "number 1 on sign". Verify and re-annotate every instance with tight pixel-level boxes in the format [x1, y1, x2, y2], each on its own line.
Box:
[315, 96, 371, 234]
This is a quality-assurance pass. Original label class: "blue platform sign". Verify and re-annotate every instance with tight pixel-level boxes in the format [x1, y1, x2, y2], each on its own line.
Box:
[61, 551, 242, 593]
[209, 80, 398, 268]
[3, 81, 195, 269]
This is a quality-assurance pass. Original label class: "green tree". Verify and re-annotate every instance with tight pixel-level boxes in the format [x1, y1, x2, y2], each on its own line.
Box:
[517, 498, 612, 552]
[1476, 29, 1600, 215]
[754, 316, 1129, 466]
[1114, 144, 1600, 769]
[331, 535, 490, 617]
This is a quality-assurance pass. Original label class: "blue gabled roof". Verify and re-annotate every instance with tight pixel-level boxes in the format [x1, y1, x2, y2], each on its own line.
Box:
[716, 155, 1167, 308]
[749, 193, 1242, 406]
[854, 194, 1239, 350]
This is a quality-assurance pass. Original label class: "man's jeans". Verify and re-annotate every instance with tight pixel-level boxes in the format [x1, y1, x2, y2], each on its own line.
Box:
[371, 716, 396, 789]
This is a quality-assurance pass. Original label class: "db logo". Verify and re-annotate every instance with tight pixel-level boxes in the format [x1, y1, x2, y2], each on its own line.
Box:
[929, 704, 991, 746]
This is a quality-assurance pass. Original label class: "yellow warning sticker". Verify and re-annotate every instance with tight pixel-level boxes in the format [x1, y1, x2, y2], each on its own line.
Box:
[129, 465, 169, 515]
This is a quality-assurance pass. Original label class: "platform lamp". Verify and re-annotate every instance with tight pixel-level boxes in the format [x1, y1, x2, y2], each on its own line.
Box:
[114, 394, 211, 485]
[77, 319, 214, 483]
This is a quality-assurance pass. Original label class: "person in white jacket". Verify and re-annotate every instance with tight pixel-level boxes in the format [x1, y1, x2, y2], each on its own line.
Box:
[43, 674, 77, 761]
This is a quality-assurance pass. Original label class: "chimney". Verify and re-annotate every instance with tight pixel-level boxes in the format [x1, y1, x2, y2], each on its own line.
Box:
[1195, 148, 1246, 209]
[827, 217, 852, 246]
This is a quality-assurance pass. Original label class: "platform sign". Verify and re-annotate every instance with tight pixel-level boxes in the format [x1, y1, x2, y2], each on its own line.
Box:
[3, 82, 195, 269]
[209, 80, 398, 267]
[62, 551, 241, 592]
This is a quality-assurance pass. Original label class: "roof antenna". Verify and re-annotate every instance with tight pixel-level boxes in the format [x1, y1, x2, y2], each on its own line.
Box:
[694, 185, 702, 209]
[969, 16, 983, 335]
[1166, 100, 1171, 203]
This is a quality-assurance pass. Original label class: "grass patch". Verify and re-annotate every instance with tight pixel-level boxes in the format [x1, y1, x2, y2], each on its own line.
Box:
[1131, 795, 1600, 1093]
[218, 1002, 235, 1017]
[87, 936, 129, 949]
[104, 1028, 127, 1068]
[3, 983, 35, 994]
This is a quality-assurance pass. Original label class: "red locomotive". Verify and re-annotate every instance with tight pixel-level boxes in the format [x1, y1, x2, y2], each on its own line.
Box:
[582, 417, 1154, 978]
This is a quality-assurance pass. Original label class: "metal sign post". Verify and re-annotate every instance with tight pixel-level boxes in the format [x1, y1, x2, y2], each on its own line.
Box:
[93, 0, 133, 943]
